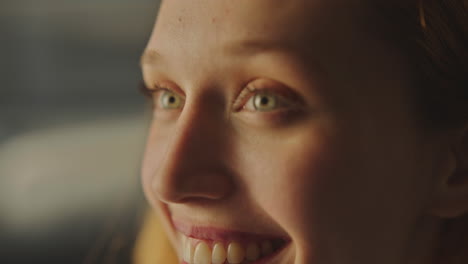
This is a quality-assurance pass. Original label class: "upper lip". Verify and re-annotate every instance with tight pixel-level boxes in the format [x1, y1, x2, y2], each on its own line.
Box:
[173, 221, 283, 242]
[164, 203, 292, 246]
[173, 220, 290, 244]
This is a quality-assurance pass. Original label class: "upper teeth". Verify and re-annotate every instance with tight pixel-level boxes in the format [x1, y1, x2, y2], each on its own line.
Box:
[227, 242, 244, 264]
[182, 235, 276, 264]
[212, 243, 227, 264]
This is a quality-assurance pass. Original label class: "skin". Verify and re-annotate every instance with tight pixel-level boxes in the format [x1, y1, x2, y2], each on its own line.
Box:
[140, 0, 468, 263]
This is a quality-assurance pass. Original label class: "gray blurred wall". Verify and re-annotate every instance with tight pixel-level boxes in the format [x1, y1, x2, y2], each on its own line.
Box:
[0, 1, 160, 263]
[1, 0, 159, 140]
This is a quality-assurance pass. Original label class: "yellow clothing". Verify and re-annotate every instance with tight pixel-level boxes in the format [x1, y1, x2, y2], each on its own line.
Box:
[133, 210, 178, 264]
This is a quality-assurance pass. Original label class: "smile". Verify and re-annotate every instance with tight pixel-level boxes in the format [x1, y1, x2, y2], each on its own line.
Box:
[175, 223, 290, 264]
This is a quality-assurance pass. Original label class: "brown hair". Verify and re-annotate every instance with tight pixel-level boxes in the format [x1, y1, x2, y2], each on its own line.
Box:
[370, 1, 468, 263]
[412, 1, 468, 263]
[371, 0, 468, 130]
[415, 0, 468, 130]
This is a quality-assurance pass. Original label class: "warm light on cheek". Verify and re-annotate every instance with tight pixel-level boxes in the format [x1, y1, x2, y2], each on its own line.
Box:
[233, 123, 338, 234]
[141, 148, 158, 207]
[141, 125, 169, 207]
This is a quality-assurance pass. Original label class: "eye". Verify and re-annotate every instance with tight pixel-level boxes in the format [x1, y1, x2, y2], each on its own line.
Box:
[239, 86, 299, 113]
[233, 79, 308, 125]
[233, 79, 305, 114]
[138, 82, 185, 110]
[245, 92, 279, 112]
[159, 90, 184, 109]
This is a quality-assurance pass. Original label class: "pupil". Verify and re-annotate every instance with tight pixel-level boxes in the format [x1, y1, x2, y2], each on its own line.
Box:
[168, 96, 176, 104]
[260, 97, 269, 105]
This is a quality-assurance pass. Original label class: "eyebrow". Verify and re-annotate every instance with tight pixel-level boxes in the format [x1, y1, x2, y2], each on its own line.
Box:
[223, 39, 290, 56]
[140, 39, 290, 68]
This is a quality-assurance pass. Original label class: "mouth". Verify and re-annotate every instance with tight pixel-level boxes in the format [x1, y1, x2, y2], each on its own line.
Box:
[175, 222, 291, 264]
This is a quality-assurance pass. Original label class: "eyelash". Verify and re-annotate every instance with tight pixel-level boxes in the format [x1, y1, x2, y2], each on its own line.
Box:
[138, 81, 301, 112]
[139, 81, 156, 98]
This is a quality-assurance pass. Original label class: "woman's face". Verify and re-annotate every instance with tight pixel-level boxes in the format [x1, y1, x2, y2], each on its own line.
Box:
[141, 1, 446, 263]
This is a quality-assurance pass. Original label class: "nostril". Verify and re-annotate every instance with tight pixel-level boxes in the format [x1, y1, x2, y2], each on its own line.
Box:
[152, 175, 186, 204]
[152, 170, 234, 204]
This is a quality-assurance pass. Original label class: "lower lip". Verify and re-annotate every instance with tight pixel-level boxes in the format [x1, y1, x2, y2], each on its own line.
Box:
[180, 241, 291, 264]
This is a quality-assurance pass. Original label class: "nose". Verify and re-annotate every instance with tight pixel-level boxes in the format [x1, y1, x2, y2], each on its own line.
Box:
[151, 98, 234, 204]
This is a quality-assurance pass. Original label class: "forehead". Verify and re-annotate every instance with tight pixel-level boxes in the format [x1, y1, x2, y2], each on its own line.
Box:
[144, 0, 414, 134]
[148, 0, 371, 57]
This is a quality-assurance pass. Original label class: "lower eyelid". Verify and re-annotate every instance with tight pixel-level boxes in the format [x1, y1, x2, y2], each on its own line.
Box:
[238, 107, 307, 127]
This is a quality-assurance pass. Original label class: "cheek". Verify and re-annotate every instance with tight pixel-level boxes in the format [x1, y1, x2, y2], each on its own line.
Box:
[141, 123, 168, 207]
[234, 122, 338, 236]
[236, 120, 430, 260]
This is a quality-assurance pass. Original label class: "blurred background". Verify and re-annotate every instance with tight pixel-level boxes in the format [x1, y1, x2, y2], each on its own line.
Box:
[0, 0, 160, 263]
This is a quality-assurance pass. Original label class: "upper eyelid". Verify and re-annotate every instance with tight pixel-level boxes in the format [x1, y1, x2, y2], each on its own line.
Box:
[246, 79, 305, 103]
[143, 79, 186, 96]
[233, 84, 302, 111]
[139, 82, 168, 95]
[153, 83, 176, 93]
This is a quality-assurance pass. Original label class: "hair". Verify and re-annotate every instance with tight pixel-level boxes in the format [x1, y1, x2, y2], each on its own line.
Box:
[372, 1, 468, 263]
[399, 0, 468, 264]
[370, 0, 468, 130]
[415, 0, 468, 130]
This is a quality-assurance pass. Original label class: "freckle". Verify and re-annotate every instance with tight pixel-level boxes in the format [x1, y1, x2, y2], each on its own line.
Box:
[178, 17, 182, 22]
[211, 17, 217, 23]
